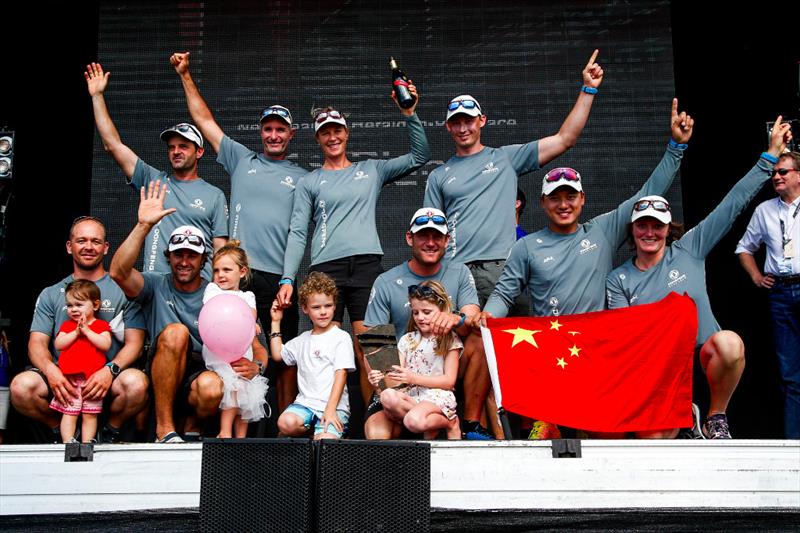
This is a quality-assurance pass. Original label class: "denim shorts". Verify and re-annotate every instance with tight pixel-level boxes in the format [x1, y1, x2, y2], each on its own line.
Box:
[283, 403, 350, 438]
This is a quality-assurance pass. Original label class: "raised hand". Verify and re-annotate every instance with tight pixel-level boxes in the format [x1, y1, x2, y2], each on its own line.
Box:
[582, 49, 604, 89]
[270, 299, 284, 322]
[768, 116, 792, 156]
[138, 180, 176, 226]
[84, 62, 110, 96]
[670, 98, 694, 144]
[170, 51, 191, 75]
[391, 82, 419, 116]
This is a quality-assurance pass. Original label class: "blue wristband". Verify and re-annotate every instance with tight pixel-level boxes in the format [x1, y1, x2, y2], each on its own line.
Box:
[278, 278, 293, 286]
[668, 139, 688, 150]
[760, 152, 779, 164]
[580, 85, 598, 95]
[454, 312, 466, 328]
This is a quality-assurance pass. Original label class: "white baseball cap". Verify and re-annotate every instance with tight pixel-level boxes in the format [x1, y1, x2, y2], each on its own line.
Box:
[631, 195, 672, 224]
[446, 95, 482, 121]
[160, 123, 204, 148]
[167, 225, 207, 254]
[541, 167, 583, 196]
[409, 208, 448, 234]
[314, 109, 347, 133]
[260, 105, 293, 126]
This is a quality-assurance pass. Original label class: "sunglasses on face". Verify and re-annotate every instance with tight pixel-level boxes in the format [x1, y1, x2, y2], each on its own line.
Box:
[447, 99, 481, 112]
[412, 215, 447, 227]
[543, 167, 581, 183]
[315, 110, 343, 123]
[771, 168, 797, 177]
[169, 234, 204, 247]
[262, 107, 290, 119]
[633, 199, 671, 213]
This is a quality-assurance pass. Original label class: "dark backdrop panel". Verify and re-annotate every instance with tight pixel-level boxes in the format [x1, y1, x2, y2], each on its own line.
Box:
[92, 0, 680, 281]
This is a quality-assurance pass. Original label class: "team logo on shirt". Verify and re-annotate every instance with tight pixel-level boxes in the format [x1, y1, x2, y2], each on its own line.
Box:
[248, 168, 257, 175]
[446, 176, 457, 185]
[354, 170, 369, 180]
[313, 349, 322, 358]
[235, 203, 242, 212]
[166, 300, 175, 308]
[281, 176, 296, 189]
[618, 273, 626, 280]
[190, 199, 206, 211]
[543, 256, 554, 263]
[667, 269, 687, 288]
[101, 299, 113, 312]
[578, 239, 598, 255]
[396, 279, 403, 285]
[536, 238, 543, 243]
[482, 162, 499, 174]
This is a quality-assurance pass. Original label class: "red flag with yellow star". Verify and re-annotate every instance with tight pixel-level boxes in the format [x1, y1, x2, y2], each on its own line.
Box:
[482, 292, 697, 432]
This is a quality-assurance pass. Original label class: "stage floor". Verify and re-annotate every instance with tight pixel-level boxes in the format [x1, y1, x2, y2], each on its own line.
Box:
[1, 440, 798, 519]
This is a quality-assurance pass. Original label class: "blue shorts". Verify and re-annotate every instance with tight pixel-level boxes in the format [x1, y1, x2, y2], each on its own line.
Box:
[283, 403, 349, 438]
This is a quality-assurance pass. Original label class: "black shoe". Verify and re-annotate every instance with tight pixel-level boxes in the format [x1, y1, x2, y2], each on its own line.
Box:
[98, 424, 121, 444]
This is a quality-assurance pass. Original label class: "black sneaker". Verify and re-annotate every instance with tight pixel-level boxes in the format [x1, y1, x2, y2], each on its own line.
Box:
[703, 413, 732, 439]
[677, 403, 706, 439]
[462, 420, 494, 441]
[98, 424, 121, 444]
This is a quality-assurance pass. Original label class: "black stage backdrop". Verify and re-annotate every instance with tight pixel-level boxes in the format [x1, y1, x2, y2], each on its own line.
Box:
[2, 1, 798, 439]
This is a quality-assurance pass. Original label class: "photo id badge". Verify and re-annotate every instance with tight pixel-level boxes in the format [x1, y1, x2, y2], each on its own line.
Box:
[784, 239, 795, 259]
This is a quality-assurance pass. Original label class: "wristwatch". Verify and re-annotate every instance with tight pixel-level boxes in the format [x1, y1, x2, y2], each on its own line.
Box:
[105, 361, 121, 378]
[255, 360, 265, 376]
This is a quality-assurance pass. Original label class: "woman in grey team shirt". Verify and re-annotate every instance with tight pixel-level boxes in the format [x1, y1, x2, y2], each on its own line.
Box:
[606, 117, 792, 440]
[277, 84, 430, 401]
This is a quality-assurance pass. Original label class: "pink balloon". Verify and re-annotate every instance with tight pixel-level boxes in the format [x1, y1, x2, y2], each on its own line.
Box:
[198, 294, 255, 363]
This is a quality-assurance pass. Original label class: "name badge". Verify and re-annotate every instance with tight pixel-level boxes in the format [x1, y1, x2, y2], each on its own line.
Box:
[784, 239, 795, 259]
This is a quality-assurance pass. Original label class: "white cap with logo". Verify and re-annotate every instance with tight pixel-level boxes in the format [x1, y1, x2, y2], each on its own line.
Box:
[167, 225, 207, 254]
[631, 195, 672, 224]
[409, 207, 448, 234]
[446, 95, 482, 121]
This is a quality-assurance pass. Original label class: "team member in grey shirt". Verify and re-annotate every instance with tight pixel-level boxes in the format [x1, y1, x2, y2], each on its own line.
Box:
[482, 99, 694, 320]
[111, 182, 265, 443]
[424, 50, 604, 305]
[606, 119, 792, 439]
[12, 216, 148, 443]
[170, 51, 305, 415]
[363, 208, 486, 439]
[278, 86, 430, 403]
[85, 62, 228, 277]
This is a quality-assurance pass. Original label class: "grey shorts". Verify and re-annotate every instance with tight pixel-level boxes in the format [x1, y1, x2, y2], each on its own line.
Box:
[466, 259, 506, 308]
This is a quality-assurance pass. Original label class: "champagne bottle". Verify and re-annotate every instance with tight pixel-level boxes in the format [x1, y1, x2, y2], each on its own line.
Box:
[390, 57, 416, 109]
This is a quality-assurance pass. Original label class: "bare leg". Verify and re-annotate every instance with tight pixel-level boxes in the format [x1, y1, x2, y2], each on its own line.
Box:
[351, 320, 372, 406]
[10, 371, 60, 428]
[461, 334, 490, 423]
[106, 368, 149, 429]
[81, 413, 98, 443]
[700, 330, 745, 416]
[364, 411, 403, 440]
[446, 416, 461, 440]
[218, 408, 237, 438]
[403, 401, 451, 435]
[380, 388, 417, 422]
[60, 414, 78, 442]
[151, 324, 189, 440]
[234, 415, 249, 438]
[187, 371, 223, 419]
[277, 411, 309, 437]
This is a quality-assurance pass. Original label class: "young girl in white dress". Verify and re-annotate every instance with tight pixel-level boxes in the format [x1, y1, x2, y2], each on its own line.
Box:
[368, 280, 462, 439]
[203, 240, 269, 438]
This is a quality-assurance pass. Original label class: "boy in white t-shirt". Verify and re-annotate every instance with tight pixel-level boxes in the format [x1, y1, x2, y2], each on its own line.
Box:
[269, 272, 355, 439]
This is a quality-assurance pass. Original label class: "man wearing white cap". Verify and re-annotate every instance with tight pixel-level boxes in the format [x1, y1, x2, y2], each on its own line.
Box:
[170, 51, 307, 415]
[363, 208, 483, 438]
[424, 51, 604, 306]
[85, 62, 228, 277]
[111, 182, 229, 443]
[483, 99, 694, 320]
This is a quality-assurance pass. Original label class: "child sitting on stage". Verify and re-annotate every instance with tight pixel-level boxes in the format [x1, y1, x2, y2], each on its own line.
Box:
[368, 280, 462, 439]
[269, 272, 355, 439]
[50, 280, 112, 443]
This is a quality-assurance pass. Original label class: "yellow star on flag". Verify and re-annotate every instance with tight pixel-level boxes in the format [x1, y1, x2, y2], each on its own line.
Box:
[550, 319, 563, 331]
[568, 331, 580, 336]
[503, 327, 542, 348]
[556, 357, 567, 369]
[568, 345, 581, 357]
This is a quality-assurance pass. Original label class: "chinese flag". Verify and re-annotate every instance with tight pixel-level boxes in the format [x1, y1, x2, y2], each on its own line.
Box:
[482, 292, 697, 432]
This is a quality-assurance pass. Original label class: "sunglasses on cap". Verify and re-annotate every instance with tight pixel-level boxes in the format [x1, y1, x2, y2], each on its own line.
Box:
[544, 167, 581, 183]
[447, 99, 481, 112]
[407, 284, 445, 303]
[633, 199, 671, 213]
[262, 106, 290, 119]
[412, 214, 447, 226]
[169, 123, 199, 135]
[771, 168, 797, 177]
[315, 110, 343, 123]
[169, 234, 204, 247]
